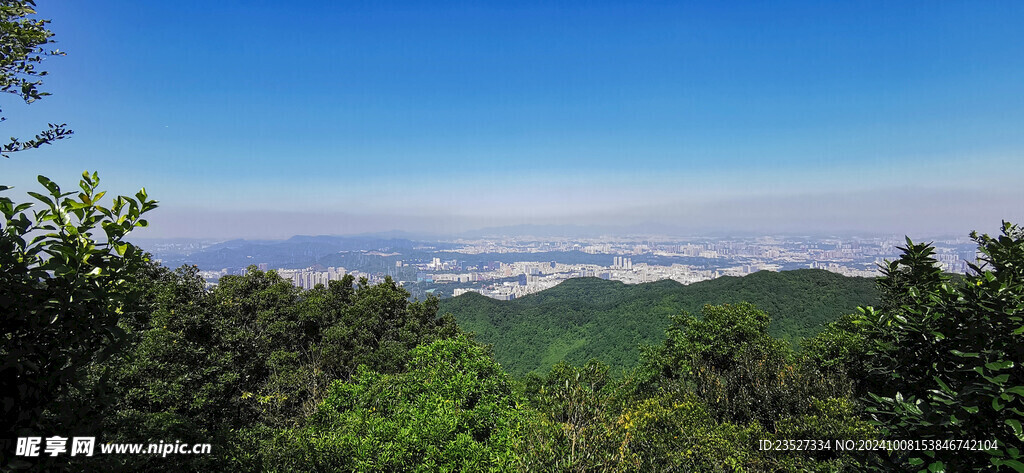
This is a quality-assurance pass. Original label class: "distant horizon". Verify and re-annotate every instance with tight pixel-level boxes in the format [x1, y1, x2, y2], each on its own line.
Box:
[128, 219, 994, 244]
[123, 184, 1021, 240]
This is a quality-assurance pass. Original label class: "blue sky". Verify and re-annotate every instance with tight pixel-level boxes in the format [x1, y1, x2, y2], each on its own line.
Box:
[5, 0, 1023, 238]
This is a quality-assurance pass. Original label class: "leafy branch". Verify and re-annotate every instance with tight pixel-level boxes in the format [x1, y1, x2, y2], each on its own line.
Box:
[0, 0, 72, 158]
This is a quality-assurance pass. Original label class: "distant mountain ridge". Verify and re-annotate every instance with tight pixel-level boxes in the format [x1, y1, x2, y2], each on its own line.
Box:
[440, 269, 879, 375]
[149, 235, 451, 269]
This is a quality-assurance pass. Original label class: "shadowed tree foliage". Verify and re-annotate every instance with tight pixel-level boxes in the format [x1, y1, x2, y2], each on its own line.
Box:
[88, 269, 460, 471]
[1, 3, 158, 470]
[639, 303, 866, 433]
[857, 223, 1024, 472]
[0, 173, 156, 469]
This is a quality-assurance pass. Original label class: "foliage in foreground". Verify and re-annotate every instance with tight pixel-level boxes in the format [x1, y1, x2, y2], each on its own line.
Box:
[509, 303, 873, 472]
[0, 172, 155, 469]
[81, 267, 459, 472]
[855, 224, 1024, 472]
[242, 336, 521, 472]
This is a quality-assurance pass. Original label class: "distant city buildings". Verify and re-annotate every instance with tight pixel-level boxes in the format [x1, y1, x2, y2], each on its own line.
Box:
[275, 267, 349, 289]
[202, 266, 378, 290]
[184, 233, 977, 297]
[421, 234, 976, 300]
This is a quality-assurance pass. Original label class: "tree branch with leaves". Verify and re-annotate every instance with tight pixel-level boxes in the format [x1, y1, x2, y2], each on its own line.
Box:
[1, 0, 72, 158]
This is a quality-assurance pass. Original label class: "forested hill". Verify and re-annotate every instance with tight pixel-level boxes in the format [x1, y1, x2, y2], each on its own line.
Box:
[440, 269, 879, 375]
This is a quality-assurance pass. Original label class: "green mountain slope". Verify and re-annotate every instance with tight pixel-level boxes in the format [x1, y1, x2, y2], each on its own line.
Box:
[440, 269, 879, 375]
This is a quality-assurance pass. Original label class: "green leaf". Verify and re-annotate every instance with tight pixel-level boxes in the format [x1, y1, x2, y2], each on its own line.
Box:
[998, 459, 1024, 473]
[933, 376, 955, 395]
[37, 174, 59, 194]
[951, 349, 980, 358]
[1008, 419, 1023, 441]
[986, 361, 1015, 371]
[26, 191, 53, 204]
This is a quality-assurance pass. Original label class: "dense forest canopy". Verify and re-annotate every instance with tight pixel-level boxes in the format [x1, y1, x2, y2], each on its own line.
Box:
[442, 269, 879, 375]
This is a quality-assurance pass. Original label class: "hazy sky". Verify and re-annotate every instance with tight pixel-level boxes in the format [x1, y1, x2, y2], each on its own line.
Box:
[5, 1, 1023, 238]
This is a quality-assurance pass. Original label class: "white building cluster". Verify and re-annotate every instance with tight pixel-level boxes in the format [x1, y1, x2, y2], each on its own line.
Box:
[807, 261, 878, 278]
[276, 266, 348, 289]
[451, 257, 727, 301]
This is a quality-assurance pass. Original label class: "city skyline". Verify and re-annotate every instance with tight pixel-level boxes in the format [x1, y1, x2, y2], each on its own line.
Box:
[157, 231, 976, 300]
[6, 1, 1024, 238]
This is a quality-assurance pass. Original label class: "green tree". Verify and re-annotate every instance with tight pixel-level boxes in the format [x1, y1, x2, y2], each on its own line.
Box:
[1, 4, 158, 469]
[859, 223, 1024, 472]
[799, 313, 871, 396]
[246, 336, 522, 472]
[641, 303, 795, 427]
[637, 303, 872, 471]
[519, 360, 623, 471]
[1, 173, 156, 468]
[90, 269, 461, 471]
